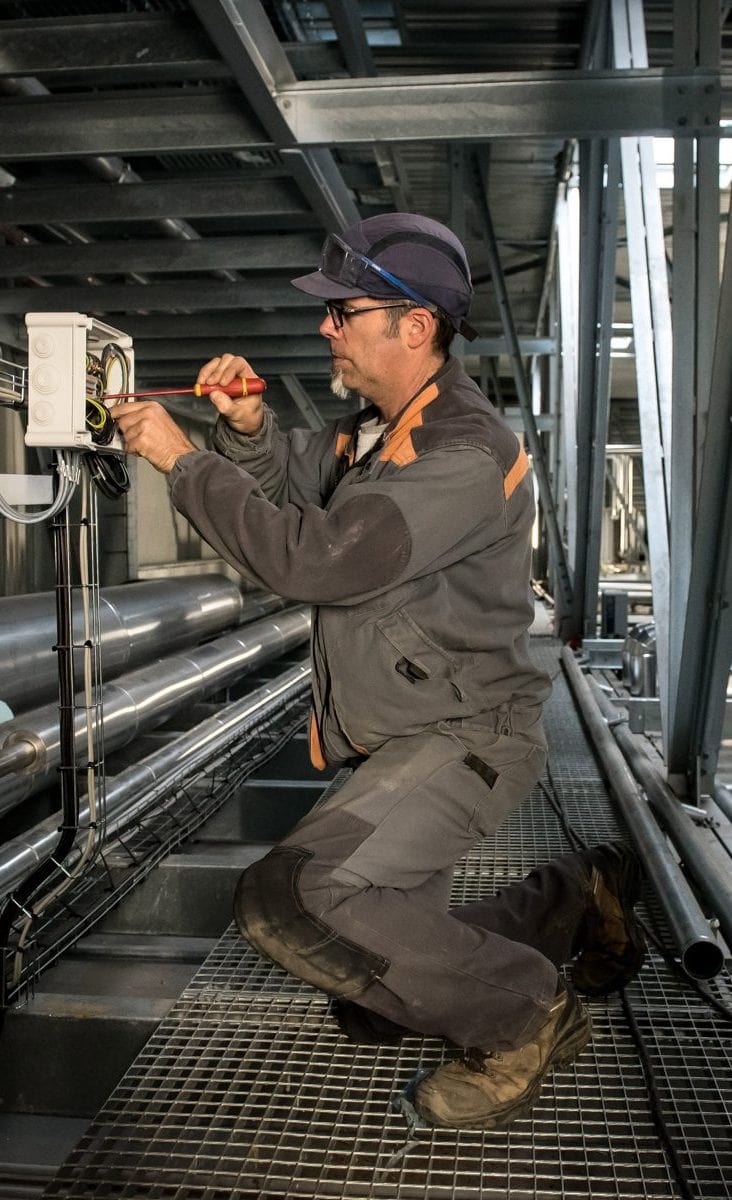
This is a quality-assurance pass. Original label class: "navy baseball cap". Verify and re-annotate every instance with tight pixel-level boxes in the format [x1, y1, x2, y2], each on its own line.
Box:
[291, 212, 477, 340]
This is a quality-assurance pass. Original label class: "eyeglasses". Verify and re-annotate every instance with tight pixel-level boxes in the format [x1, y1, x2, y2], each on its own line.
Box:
[320, 233, 439, 312]
[324, 300, 413, 330]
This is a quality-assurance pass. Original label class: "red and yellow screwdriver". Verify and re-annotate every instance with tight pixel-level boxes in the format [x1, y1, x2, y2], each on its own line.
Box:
[104, 377, 267, 401]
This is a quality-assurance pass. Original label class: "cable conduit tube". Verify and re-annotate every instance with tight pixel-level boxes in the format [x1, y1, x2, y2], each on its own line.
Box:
[561, 647, 723, 979]
[588, 677, 732, 969]
[0, 577, 288, 713]
[0, 662, 310, 903]
[0, 608, 311, 810]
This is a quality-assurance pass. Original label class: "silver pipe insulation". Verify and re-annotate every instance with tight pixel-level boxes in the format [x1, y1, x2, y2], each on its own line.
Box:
[0, 607, 311, 814]
[0, 661, 311, 903]
[561, 647, 724, 980]
[0, 576, 288, 714]
[588, 677, 732, 963]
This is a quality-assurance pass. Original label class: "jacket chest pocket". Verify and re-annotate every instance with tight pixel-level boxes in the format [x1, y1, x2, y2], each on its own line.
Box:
[376, 608, 467, 701]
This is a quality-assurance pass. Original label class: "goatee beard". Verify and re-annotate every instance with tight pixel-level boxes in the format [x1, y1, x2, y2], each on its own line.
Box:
[330, 367, 350, 401]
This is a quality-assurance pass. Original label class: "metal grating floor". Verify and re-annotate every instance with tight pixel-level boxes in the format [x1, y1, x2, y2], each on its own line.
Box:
[43, 640, 732, 1200]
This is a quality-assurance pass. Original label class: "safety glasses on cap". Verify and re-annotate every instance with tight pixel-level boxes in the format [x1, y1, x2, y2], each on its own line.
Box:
[320, 233, 439, 313]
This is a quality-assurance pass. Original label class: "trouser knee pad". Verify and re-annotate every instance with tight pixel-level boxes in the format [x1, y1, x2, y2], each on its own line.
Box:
[233, 845, 390, 998]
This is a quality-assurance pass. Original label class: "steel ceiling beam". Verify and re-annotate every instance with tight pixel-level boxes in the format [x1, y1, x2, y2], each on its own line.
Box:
[128, 334, 555, 362]
[0, 71, 723, 162]
[0, 14, 342, 81]
[137, 336, 329, 361]
[0, 179, 317, 225]
[0, 282, 323, 314]
[136, 354, 545, 382]
[137, 357, 339, 380]
[0, 14, 227, 82]
[276, 69, 723, 143]
[0, 234, 323, 277]
[190, 0, 360, 230]
[107, 314, 554, 349]
[113, 312, 326, 339]
[0, 91, 270, 160]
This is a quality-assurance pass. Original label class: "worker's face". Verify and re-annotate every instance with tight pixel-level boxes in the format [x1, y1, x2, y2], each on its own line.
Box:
[319, 297, 405, 401]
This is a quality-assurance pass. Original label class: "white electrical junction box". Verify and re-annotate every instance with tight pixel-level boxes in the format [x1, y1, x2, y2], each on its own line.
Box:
[24, 312, 134, 453]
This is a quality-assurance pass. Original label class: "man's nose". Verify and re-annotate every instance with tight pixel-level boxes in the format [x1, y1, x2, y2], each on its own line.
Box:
[319, 311, 339, 338]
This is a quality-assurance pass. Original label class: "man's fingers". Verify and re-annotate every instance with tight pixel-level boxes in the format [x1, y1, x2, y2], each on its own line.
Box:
[196, 354, 255, 388]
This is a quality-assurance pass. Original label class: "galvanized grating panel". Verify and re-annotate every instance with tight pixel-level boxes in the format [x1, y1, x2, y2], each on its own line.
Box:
[43, 640, 732, 1200]
[46, 991, 682, 1200]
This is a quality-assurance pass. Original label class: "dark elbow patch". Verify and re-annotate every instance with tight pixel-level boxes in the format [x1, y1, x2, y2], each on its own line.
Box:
[321, 493, 411, 593]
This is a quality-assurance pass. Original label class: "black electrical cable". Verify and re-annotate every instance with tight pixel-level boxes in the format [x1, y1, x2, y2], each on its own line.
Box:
[0, 507, 81, 1007]
[86, 452, 130, 499]
[620, 991, 698, 1200]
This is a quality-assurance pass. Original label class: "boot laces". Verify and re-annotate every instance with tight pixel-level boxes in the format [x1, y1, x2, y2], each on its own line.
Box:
[464, 1047, 502, 1076]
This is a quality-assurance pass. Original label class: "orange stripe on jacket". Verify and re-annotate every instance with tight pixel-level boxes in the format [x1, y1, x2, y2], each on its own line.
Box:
[504, 446, 530, 500]
[309, 711, 327, 771]
[335, 432, 355, 466]
[379, 383, 439, 467]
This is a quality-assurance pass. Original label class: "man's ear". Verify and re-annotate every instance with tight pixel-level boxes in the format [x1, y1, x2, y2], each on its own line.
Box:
[403, 307, 435, 349]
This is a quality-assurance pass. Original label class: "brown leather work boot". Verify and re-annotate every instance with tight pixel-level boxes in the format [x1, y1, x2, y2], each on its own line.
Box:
[572, 842, 646, 996]
[414, 987, 592, 1129]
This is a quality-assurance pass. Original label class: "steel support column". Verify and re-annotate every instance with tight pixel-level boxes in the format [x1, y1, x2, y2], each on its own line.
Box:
[554, 171, 579, 584]
[667, 199, 732, 794]
[664, 1, 721, 789]
[612, 0, 672, 748]
[472, 152, 573, 628]
[568, 138, 620, 641]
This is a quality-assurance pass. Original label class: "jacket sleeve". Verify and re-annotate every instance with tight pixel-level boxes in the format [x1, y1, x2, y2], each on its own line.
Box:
[169, 443, 515, 605]
[212, 406, 340, 508]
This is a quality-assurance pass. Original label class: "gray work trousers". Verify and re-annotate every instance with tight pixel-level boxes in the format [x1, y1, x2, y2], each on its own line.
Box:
[239, 712, 591, 1052]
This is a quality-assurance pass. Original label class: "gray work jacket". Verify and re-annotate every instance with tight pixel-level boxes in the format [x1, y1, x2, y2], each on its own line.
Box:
[169, 356, 551, 767]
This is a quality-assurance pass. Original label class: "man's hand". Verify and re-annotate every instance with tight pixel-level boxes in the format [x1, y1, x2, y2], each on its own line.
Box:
[108, 401, 196, 474]
[197, 354, 264, 435]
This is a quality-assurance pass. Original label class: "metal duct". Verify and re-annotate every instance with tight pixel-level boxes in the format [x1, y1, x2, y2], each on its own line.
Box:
[621, 622, 657, 698]
[561, 647, 724, 980]
[0, 661, 311, 903]
[0, 607, 311, 814]
[0, 577, 288, 714]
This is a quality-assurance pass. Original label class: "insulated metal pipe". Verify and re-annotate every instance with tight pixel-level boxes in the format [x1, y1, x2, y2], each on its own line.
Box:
[0, 608, 311, 813]
[561, 647, 723, 979]
[0, 661, 311, 902]
[589, 677, 732, 964]
[0, 576, 287, 714]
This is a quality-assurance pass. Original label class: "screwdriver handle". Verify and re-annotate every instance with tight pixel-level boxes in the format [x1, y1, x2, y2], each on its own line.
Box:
[194, 378, 267, 398]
